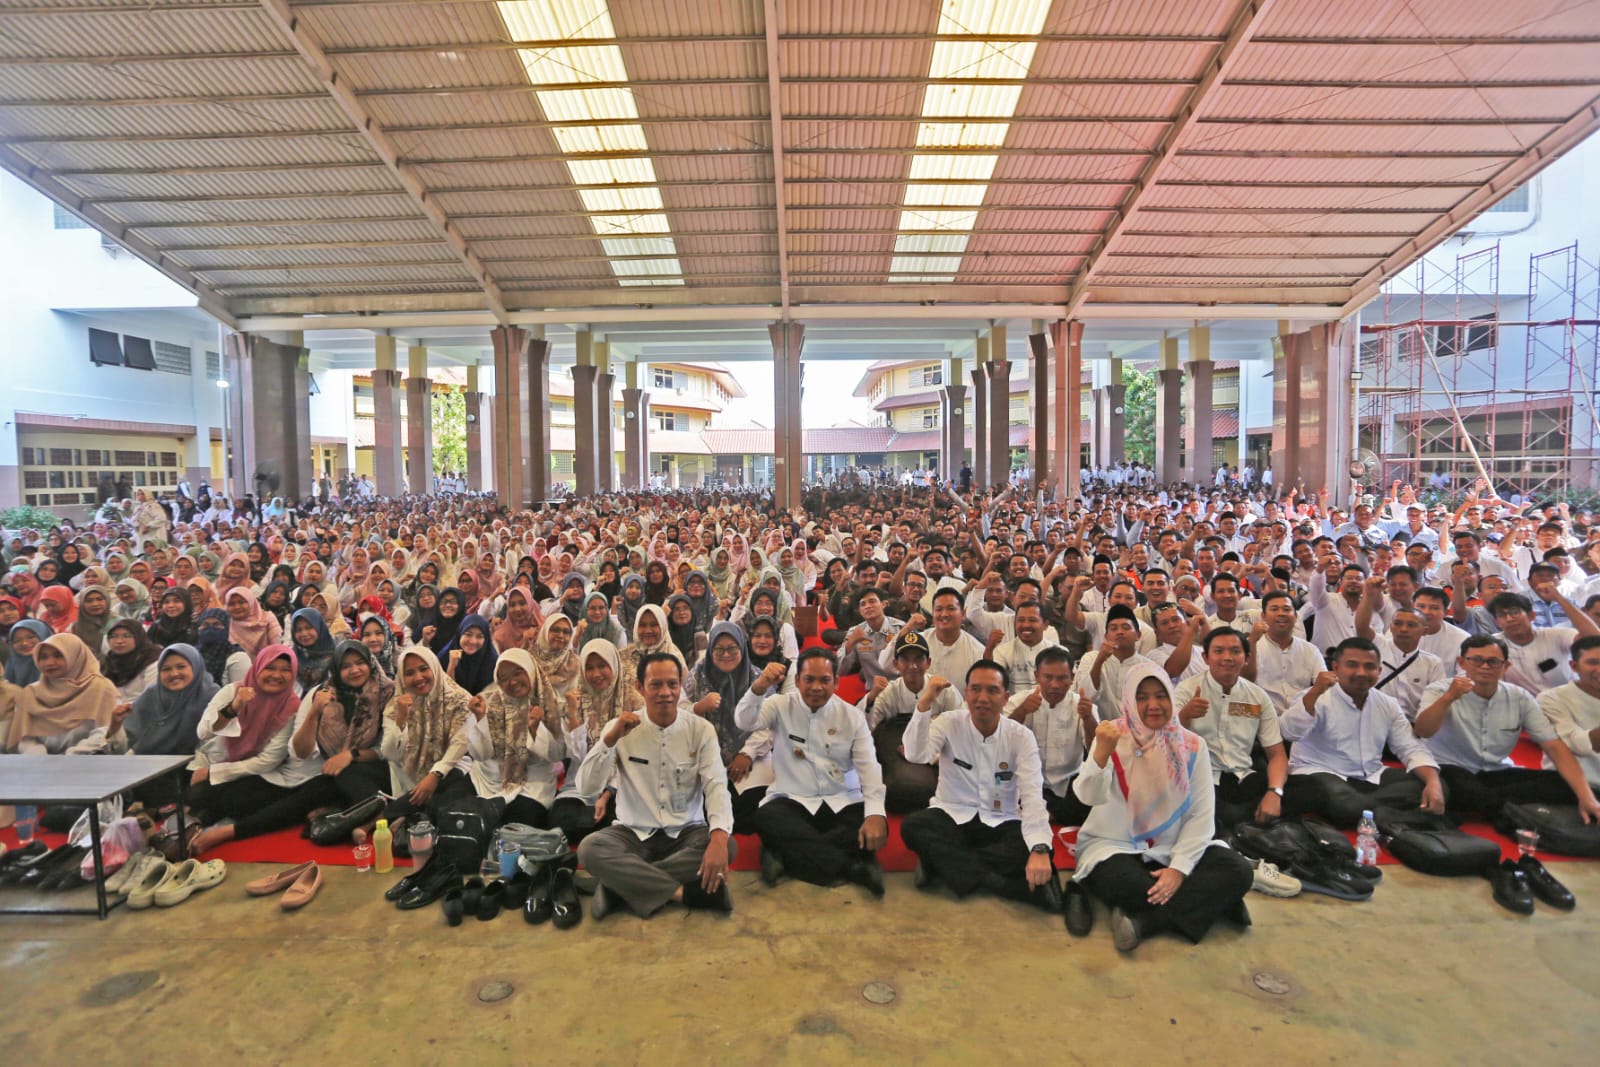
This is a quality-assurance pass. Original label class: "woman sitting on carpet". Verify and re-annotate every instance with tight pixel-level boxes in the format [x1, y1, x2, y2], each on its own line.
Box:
[196, 608, 251, 688]
[547, 639, 640, 845]
[452, 649, 571, 828]
[378, 646, 476, 834]
[1070, 661, 1254, 953]
[101, 619, 163, 704]
[4, 633, 119, 753]
[107, 643, 217, 807]
[681, 621, 773, 834]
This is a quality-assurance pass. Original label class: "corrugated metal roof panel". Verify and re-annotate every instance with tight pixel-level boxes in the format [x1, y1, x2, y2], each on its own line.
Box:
[1042, 0, 1235, 37]
[13, 137, 378, 172]
[1029, 39, 1215, 80]
[0, 8, 284, 57]
[102, 195, 423, 227]
[1257, 0, 1600, 38]
[136, 219, 445, 248]
[200, 263, 475, 285]
[1203, 84, 1600, 122]
[1183, 122, 1556, 155]
[55, 167, 404, 201]
[1116, 234, 1402, 257]
[0, 57, 323, 100]
[1165, 154, 1506, 185]
[1231, 41, 1600, 84]
[0, 100, 351, 140]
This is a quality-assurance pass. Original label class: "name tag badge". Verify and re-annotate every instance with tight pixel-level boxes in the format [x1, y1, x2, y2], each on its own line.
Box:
[953, 757, 973, 771]
[1227, 702, 1262, 719]
[627, 756, 650, 765]
[993, 798, 1002, 810]
[788, 733, 806, 744]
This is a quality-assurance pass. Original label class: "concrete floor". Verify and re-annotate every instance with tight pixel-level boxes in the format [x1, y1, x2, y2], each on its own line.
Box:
[2, 862, 1598, 1065]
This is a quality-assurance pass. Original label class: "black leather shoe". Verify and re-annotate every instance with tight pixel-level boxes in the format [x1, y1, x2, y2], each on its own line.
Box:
[502, 872, 532, 909]
[523, 863, 555, 925]
[759, 845, 784, 886]
[441, 886, 464, 927]
[1490, 859, 1535, 915]
[395, 861, 459, 910]
[476, 879, 505, 921]
[385, 854, 440, 902]
[1225, 897, 1253, 928]
[0, 840, 47, 869]
[18, 845, 85, 888]
[462, 876, 484, 914]
[551, 868, 582, 930]
[1518, 855, 1575, 910]
[590, 882, 624, 921]
[0, 841, 66, 885]
[1064, 881, 1094, 937]
[913, 858, 936, 890]
[306, 794, 385, 846]
[1032, 875, 1064, 915]
[681, 880, 733, 913]
[849, 857, 885, 898]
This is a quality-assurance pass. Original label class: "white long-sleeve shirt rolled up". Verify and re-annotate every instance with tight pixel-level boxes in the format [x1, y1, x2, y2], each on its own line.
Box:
[574, 712, 732, 839]
[1071, 742, 1218, 879]
[1280, 684, 1436, 783]
[734, 689, 886, 818]
[902, 705, 1050, 850]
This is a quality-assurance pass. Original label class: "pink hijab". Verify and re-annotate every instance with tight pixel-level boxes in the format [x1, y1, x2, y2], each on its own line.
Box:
[224, 644, 301, 761]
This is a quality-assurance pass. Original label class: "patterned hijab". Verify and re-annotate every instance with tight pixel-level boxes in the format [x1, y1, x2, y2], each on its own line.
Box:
[316, 639, 393, 758]
[479, 648, 560, 788]
[393, 646, 471, 783]
[7, 632, 119, 747]
[577, 639, 634, 740]
[1112, 661, 1203, 844]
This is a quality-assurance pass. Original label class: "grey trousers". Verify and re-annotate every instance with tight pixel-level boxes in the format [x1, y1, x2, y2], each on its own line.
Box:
[577, 824, 738, 917]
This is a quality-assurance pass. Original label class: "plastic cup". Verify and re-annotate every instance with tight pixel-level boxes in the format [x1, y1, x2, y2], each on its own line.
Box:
[14, 806, 37, 845]
[498, 840, 522, 879]
[1515, 828, 1539, 857]
[352, 843, 373, 872]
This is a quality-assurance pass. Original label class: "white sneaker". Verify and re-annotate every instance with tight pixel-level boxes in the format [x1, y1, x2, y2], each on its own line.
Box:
[1250, 860, 1302, 898]
[126, 860, 174, 910]
[107, 849, 162, 897]
[154, 859, 227, 907]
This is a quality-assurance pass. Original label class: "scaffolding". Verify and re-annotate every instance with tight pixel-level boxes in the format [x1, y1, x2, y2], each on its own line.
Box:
[1358, 241, 1600, 500]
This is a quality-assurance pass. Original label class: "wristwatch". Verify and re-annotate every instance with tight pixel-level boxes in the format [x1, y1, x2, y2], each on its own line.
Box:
[1270, 785, 1285, 797]
[1030, 843, 1052, 854]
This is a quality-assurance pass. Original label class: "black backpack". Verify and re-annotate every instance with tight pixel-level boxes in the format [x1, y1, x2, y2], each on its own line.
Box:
[1373, 808, 1500, 877]
[434, 796, 502, 870]
[1232, 818, 1373, 901]
[1496, 802, 1600, 858]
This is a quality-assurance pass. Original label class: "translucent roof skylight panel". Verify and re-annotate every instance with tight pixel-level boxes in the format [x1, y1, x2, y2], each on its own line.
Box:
[535, 86, 641, 123]
[590, 212, 673, 235]
[915, 122, 1012, 149]
[516, 45, 630, 85]
[902, 182, 991, 208]
[610, 257, 684, 276]
[549, 124, 653, 154]
[895, 208, 980, 232]
[919, 83, 1026, 120]
[907, 153, 999, 183]
[926, 40, 1040, 81]
[566, 156, 659, 186]
[890, 255, 965, 275]
[578, 186, 666, 214]
[498, 0, 616, 42]
[893, 234, 971, 255]
[600, 237, 680, 258]
[935, 0, 1053, 38]
[888, 273, 958, 283]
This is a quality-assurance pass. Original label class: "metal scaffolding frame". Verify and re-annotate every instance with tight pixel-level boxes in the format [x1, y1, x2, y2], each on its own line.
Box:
[1359, 241, 1600, 499]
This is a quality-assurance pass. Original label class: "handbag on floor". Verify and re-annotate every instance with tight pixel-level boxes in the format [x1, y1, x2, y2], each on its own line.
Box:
[307, 794, 386, 846]
[500, 824, 568, 865]
[1373, 808, 1500, 877]
[1496, 802, 1600, 858]
[435, 796, 502, 870]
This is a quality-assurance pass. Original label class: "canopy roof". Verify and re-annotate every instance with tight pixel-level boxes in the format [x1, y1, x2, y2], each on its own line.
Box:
[3, 0, 1597, 340]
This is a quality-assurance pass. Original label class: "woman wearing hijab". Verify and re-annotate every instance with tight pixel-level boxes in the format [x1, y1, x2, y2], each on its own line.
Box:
[554, 573, 587, 625]
[378, 646, 476, 833]
[359, 614, 399, 680]
[682, 621, 773, 833]
[679, 570, 720, 633]
[188, 645, 332, 855]
[224, 586, 282, 660]
[614, 573, 647, 634]
[742, 616, 796, 695]
[664, 594, 700, 669]
[619, 604, 683, 685]
[186, 576, 217, 621]
[37, 586, 78, 635]
[1071, 661, 1253, 952]
[424, 587, 465, 655]
[492, 586, 541, 654]
[111, 577, 151, 623]
[528, 613, 580, 698]
[148, 586, 198, 648]
[108, 644, 217, 807]
[195, 608, 251, 688]
[215, 552, 253, 598]
[573, 591, 625, 653]
[260, 580, 293, 626]
[280, 639, 395, 815]
[703, 547, 737, 601]
[56, 543, 87, 587]
[288, 607, 336, 693]
[101, 619, 164, 703]
[642, 559, 672, 606]
[444, 614, 498, 696]
[3, 619, 52, 690]
[453, 649, 570, 828]
[738, 587, 800, 660]
[547, 639, 642, 846]
[72, 586, 113, 661]
[6, 633, 119, 753]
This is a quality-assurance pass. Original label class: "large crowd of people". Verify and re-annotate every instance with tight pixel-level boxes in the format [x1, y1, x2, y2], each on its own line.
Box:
[3, 471, 1598, 949]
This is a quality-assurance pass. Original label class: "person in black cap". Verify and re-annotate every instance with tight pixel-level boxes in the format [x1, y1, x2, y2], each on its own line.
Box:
[858, 629, 962, 813]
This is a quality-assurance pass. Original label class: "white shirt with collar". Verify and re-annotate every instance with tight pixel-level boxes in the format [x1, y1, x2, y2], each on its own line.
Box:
[859, 675, 961, 731]
[1251, 634, 1326, 714]
[1001, 687, 1088, 795]
[1074, 650, 1155, 722]
[1280, 684, 1437, 783]
[1418, 620, 1471, 663]
[457, 711, 566, 807]
[1504, 627, 1578, 695]
[1371, 633, 1445, 720]
[1172, 672, 1279, 782]
[1418, 679, 1554, 773]
[574, 712, 733, 840]
[994, 635, 1059, 692]
[903, 706, 1051, 849]
[733, 689, 886, 818]
[1538, 682, 1600, 788]
[879, 627, 985, 685]
[197, 685, 319, 788]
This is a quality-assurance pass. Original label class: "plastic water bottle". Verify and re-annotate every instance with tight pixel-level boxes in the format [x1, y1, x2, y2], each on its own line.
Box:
[373, 818, 394, 874]
[1355, 810, 1379, 868]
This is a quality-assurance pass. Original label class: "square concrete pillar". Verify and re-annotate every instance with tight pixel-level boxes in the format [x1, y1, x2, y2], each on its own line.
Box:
[1096, 382, 1127, 466]
[1155, 366, 1182, 485]
[229, 333, 311, 502]
[1050, 320, 1083, 501]
[571, 364, 599, 496]
[465, 390, 485, 490]
[986, 357, 1010, 487]
[770, 321, 804, 510]
[405, 345, 432, 495]
[371, 367, 405, 497]
[622, 386, 649, 489]
[939, 380, 964, 483]
[1183, 327, 1214, 486]
[1028, 331, 1050, 492]
[597, 371, 616, 493]
[969, 358, 988, 490]
[525, 337, 551, 502]
[490, 325, 528, 507]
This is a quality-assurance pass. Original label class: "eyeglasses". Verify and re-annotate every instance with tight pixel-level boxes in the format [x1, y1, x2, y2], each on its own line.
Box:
[1462, 657, 1506, 668]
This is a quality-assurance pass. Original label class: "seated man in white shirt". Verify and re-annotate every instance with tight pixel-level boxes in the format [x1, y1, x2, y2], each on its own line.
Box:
[1174, 626, 1286, 830]
[1244, 591, 1325, 714]
[1280, 637, 1446, 828]
[1491, 588, 1600, 695]
[1415, 586, 1473, 661]
[1538, 635, 1600, 795]
[860, 630, 962, 813]
[1004, 646, 1096, 827]
[1354, 584, 1445, 720]
[901, 660, 1061, 913]
[993, 601, 1058, 692]
[1414, 634, 1600, 822]
[1075, 605, 1155, 722]
[575, 652, 736, 919]
[735, 648, 889, 896]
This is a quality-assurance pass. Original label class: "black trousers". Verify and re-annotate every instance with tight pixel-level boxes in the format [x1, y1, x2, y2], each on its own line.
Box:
[731, 785, 766, 836]
[1215, 772, 1271, 832]
[1043, 784, 1092, 828]
[382, 768, 477, 827]
[874, 716, 938, 814]
[1282, 768, 1431, 829]
[1438, 765, 1572, 820]
[900, 807, 1035, 901]
[548, 793, 616, 846]
[753, 798, 870, 885]
[188, 775, 293, 837]
[1081, 845, 1254, 944]
[501, 796, 549, 829]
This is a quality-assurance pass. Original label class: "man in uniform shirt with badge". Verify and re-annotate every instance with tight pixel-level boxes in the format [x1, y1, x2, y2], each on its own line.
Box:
[901, 660, 1061, 914]
[576, 653, 736, 919]
[1173, 627, 1287, 830]
[735, 647, 890, 895]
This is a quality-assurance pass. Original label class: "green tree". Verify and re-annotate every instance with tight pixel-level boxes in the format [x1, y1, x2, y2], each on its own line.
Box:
[1121, 364, 1157, 464]
[432, 387, 466, 476]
